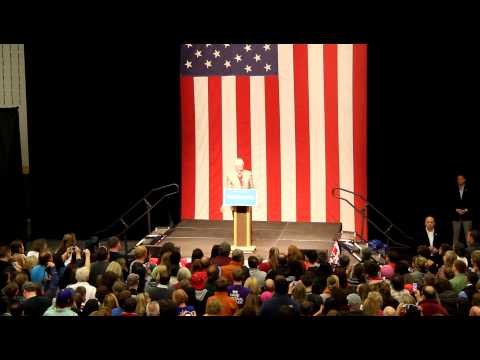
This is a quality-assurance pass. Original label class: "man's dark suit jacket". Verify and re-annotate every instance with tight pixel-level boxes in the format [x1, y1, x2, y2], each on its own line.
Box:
[415, 229, 442, 249]
[452, 185, 473, 221]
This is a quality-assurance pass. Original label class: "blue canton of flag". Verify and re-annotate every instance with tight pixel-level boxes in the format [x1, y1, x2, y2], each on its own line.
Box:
[181, 44, 278, 76]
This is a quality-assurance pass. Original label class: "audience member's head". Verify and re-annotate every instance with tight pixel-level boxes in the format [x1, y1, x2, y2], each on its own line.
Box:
[383, 306, 397, 316]
[107, 236, 121, 251]
[363, 291, 383, 316]
[146, 301, 160, 316]
[361, 248, 372, 262]
[219, 242, 231, 257]
[443, 250, 457, 268]
[95, 246, 109, 262]
[439, 243, 452, 256]
[191, 248, 204, 262]
[453, 260, 467, 275]
[386, 250, 400, 264]
[215, 277, 229, 292]
[10, 240, 24, 255]
[346, 293, 362, 312]
[248, 255, 259, 269]
[123, 297, 137, 313]
[231, 249, 244, 264]
[158, 299, 177, 318]
[274, 275, 289, 295]
[105, 262, 122, 279]
[56, 288, 74, 309]
[364, 260, 380, 278]
[177, 267, 192, 282]
[417, 245, 431, 259]
[191, 259, 203, 273]
[205, 299, 222, 316]
[306, 250, 319, 265]
[467, 230, 479, 247]
[127, 273, 140, 290]
[210, 245, 221, 259]
[83, 299, 99, 316]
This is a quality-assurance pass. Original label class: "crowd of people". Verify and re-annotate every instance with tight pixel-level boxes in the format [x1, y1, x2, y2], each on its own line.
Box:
[1, 226, 480, 317]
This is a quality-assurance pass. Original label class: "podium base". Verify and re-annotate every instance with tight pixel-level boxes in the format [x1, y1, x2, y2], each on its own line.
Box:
[231, 245, 256, 254]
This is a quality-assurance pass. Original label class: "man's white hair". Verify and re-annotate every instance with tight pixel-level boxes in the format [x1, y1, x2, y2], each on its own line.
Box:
[234, 158, 244, 167]
[75, 266, 90, 282]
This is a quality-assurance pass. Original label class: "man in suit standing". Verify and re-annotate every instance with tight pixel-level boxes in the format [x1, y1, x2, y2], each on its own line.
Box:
[225, 158, 254, 189]
[452, 174, 473, 245]
[415, 216, 442, 255]
[221, 158, 254, 215]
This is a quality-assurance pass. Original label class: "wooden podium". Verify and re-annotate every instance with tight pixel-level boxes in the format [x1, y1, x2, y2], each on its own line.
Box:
[224, 189, 257, 253]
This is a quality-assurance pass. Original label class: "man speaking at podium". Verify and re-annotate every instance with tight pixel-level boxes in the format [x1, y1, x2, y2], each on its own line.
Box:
[223, 158, 255, 252]
[226, 158, 254, 190]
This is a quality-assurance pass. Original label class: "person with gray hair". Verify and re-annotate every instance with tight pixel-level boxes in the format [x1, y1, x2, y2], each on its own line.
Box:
[67, 266, 96, 303]
[146, 301, 160, 316]
[221, 249, 244, 283]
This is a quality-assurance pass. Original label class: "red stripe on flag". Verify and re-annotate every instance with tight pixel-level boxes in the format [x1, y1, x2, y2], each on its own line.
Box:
[324, 44, 340, 223]
[208, 77, 223, 220]
[265, 75, 281, 221]
[180, 76, 196, 219]
[353, 44, 368, 240]
[236, 76, 252, 170]
[293, 44, 311, 222]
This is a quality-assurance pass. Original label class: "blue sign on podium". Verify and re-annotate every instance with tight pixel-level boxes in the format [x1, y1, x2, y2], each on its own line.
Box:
[223, 189, 257, 206]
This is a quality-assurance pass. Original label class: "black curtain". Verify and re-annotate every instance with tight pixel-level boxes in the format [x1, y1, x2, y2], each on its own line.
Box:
[0, 108, 25, 244]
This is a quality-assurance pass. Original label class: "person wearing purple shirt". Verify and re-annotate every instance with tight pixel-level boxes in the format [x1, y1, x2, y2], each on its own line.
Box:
[227, 268, 250, 307]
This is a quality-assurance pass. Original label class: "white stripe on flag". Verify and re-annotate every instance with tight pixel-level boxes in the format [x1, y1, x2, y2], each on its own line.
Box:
[308, 44, 326, 223]
[278, 44, 297, 222]
[194, 77, 210, 220]
[221, 76, 237, 220]
[337, 44, 355, 232]
[250, 76, 267, 221]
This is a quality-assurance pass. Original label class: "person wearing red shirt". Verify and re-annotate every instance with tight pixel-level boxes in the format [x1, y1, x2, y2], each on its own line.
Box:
[417, 286, 449, 316]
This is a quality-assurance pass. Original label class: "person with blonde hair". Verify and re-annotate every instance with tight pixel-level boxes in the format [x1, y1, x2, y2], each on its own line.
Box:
[106, 261, 123, 279]
[383, 306, 397, 316]
[437, 250, 458, 280]
[244, 276, 260, 295]
[135, 293, 148, 316]
[363, 291, 383, 316]
[235, 293, 260, 317]
[259, 247, 280, 273]
[146, 301, 160, 316]
[103, 293, 119, 310]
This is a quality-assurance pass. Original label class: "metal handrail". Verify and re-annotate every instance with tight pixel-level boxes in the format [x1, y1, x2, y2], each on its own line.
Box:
[332, 187, 411, 248]
[94, 183, 179, 238]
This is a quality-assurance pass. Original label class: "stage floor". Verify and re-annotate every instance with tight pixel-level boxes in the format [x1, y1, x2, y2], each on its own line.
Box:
[153, 219, 342, 259]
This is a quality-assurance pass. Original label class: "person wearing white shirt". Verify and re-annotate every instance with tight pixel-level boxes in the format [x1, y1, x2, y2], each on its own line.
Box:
[415, 216, 441, 254]
[67, 266, 97, 305]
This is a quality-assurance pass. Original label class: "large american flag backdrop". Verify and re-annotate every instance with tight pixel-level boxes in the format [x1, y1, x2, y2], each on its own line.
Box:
[180, 44, 367, 237]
